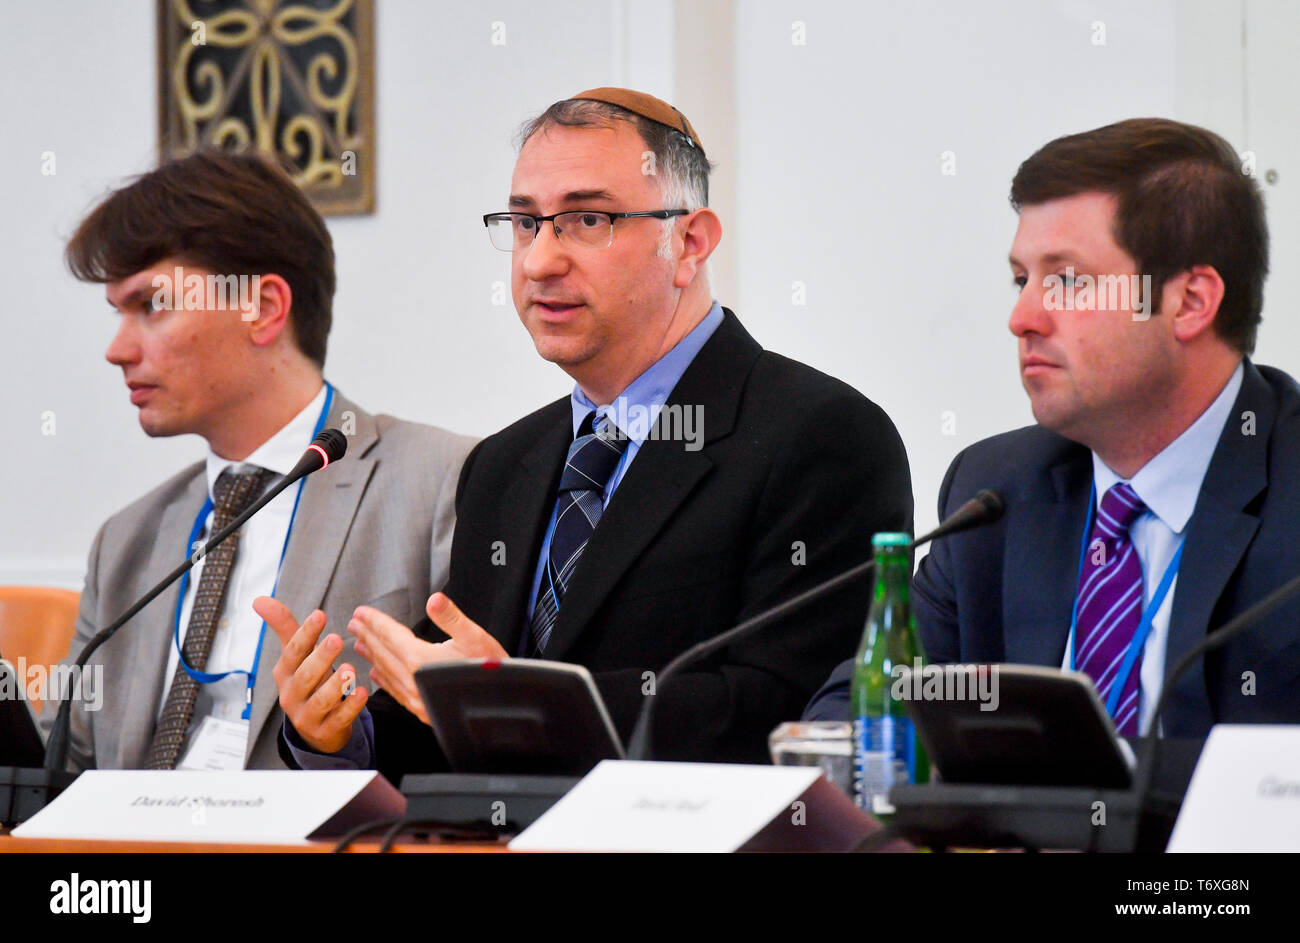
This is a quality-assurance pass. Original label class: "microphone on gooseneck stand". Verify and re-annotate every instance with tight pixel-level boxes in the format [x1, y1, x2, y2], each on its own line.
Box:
[914, 489, 1004, 545]
[38, 429, 349, 776]
[624, 489, 1006, 761]
[874, 492, 1297, 853]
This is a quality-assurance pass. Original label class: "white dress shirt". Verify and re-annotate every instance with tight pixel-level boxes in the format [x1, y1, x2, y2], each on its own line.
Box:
[157, 383, 329, 756]
[1063, 363, 1243, 734]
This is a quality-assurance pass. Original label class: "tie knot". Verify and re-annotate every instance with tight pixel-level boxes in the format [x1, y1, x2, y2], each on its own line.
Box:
[579, 411, 618, 440]
[560, 412, 630, 494]
[1096, 482, 1146, 539]
[212, 466, 277, 521]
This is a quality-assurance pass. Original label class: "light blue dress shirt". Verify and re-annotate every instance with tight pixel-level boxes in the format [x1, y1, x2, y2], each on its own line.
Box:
[1064, 361, 1244, 734]
[521, 301, 725, 638]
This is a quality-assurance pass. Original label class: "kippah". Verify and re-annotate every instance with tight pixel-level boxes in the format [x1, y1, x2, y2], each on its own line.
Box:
[568, 87, 705, 155]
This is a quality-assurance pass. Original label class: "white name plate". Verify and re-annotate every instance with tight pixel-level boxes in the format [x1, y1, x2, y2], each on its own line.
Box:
[1168, 724, 1300, 852]
[510, 760, 880, 852]
[12, 770, 405, 845]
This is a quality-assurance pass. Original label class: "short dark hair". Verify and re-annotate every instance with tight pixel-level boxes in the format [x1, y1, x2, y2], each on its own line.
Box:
[1010, 118, 1269, 355]
[66, 149, 335, 368]
[516, 99, 713, 209]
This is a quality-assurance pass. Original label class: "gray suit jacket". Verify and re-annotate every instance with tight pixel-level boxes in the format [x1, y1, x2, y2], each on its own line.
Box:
[45, 391, 476, 771]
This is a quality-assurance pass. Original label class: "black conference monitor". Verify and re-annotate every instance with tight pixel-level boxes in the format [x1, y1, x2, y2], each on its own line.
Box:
[413, 659, 624, 776]
[899, 664, 1134, 788]
[0, 658, 46, 767]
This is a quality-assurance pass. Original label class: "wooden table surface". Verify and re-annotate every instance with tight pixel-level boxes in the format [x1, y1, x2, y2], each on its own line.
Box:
[0, 832, 510, 853]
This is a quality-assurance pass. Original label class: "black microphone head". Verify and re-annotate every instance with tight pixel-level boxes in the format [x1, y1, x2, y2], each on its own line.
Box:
[911, 487, 1006, 548]
[313, 428, 348, 465]
[973, 489, 1005, 524]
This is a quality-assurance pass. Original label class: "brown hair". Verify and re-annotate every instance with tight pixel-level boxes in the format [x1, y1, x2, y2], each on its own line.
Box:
[66, 149, 335, 368]
[1010, 118, 1268, 355]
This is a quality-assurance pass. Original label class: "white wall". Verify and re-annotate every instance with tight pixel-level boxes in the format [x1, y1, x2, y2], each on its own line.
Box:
[730, 0, 1297, 536]
[732, 0, 1286, 536]
[2, 0, 1295, 586]
[0, 0, 672, 585]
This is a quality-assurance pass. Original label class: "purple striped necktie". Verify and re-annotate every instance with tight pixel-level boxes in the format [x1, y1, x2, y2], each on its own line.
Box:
[1075, 482, 1148, 736]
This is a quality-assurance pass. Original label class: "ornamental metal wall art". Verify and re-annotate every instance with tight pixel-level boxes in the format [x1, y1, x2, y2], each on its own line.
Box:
[158, 0, 375, 215]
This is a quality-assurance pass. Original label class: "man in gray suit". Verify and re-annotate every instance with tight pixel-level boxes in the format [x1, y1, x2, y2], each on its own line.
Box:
[46, 150, 475, 771]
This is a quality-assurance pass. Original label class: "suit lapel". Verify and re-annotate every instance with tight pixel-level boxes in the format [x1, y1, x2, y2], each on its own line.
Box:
[1002, 445, 1092, 667]
[542, 310, 758, 660]
[486, 409, 571, 656]
[116, 467, 209, 768]
[543, 439, 715, 660]
[1162, 362, 1269, 734]
[244, 391, 378, 758]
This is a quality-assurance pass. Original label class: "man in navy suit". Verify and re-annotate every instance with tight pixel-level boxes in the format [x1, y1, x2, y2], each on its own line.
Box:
[808, 118, 1300, 737]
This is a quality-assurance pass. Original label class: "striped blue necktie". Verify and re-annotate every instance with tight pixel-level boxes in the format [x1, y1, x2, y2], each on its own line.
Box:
[528, 412, 630, 654]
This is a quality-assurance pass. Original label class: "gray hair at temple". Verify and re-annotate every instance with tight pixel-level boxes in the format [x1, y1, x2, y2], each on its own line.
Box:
[515, 98, 713, 256]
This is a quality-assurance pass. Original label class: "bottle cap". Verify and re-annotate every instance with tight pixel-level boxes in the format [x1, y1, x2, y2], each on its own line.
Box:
[872, 532, 912, 548]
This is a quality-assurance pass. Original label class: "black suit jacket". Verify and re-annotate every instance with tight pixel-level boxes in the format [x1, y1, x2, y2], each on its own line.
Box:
[805, 361, 1300, 736]
[366, 309, 912, 782]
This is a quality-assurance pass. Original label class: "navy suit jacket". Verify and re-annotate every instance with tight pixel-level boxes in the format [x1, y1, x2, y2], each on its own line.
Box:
[806, 360, 1300, 736]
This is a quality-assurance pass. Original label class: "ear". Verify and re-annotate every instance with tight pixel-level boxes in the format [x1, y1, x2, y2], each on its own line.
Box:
[246, 274, 294, 349]
[1165, 265, 1225, 344]
[673, 208, 723, 289]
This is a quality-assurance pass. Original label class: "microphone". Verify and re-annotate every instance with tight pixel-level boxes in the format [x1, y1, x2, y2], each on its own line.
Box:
[624, 489, 1005, 760]
[41, 429, 348, 773]
[294, 428, 348, 478]
[914, 489, 1004, 545]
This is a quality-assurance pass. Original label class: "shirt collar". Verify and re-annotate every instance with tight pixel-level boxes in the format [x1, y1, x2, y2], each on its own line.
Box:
[1092, 361, 1244, 534]
[204, 382, 328, 498]
[570, 301, 725, 442]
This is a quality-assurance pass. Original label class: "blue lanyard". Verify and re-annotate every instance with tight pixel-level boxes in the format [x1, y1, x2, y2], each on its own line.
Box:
[172, 383, 334, 719]
[1068, 480, 1185, 719]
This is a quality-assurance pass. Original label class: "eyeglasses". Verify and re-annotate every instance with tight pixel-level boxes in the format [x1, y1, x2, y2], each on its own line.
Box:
[482, 209, 690, 251]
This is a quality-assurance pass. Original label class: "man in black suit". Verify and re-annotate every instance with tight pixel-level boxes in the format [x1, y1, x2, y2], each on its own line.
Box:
[262, 88, 912, 776]
[807, 118, 1299, 738]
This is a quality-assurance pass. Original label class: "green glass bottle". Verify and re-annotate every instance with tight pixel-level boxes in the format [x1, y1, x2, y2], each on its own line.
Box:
[851, 532, 930, 815]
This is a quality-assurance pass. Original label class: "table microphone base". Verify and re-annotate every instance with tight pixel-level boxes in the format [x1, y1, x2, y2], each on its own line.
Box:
[0, 767, 78, 827]
[398, 773, 579, 834]
[889, 782, 1181, 852]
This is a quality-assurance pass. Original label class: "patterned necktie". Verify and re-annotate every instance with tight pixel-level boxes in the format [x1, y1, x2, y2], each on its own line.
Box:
[527, 412, 631, 655]
[145, 465, 279, 769]
[1074, 482, 1148, 736]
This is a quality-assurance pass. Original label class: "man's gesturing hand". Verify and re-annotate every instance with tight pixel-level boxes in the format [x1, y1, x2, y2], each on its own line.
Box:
[349, 592, 509, 725]
[256, 596, 368, 755]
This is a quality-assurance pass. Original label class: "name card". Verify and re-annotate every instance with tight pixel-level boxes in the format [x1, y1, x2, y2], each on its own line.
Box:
[1168, 725, 1300, 852]
[510, 760, 880, 852]
[12, 770, 404, 845]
